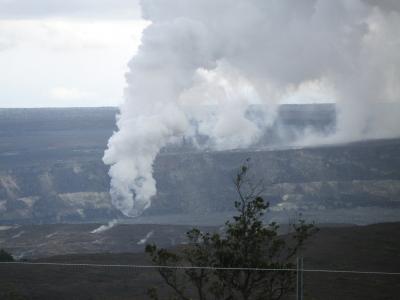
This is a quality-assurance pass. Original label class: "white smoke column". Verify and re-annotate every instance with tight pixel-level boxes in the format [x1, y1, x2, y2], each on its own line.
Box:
[104, 0, 400, 216]
[91, 219, 118, 234]
[179, 62, 269, 150]
[103, 16, 219, 216]
[137, 230, 154, 245]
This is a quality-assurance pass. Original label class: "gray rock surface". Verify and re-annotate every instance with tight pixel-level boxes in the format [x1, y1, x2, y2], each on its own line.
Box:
[0, 106, 399, 224]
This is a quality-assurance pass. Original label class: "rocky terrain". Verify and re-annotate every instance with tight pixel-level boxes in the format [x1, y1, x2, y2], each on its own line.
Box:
[1, 222, 399, 300]
[0, 106, 399, 224]
[0, 223, 216, 259]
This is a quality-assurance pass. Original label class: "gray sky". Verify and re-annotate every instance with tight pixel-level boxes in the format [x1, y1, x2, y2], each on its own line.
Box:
[0, 0, 148, 107]
[2, 0, 395, 108]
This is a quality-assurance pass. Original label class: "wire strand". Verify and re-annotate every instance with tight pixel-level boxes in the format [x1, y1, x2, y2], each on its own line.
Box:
[1, 261, 400, 276]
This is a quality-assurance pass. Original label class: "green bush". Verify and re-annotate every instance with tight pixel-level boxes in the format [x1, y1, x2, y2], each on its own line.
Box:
[146, 160, 318, 300]
[0, 249, 14, 262]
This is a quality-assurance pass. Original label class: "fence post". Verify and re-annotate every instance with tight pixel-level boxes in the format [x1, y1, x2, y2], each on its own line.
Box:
[296, 257, 304, 300]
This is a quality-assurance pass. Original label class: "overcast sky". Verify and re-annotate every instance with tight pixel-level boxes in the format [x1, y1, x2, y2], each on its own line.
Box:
[0, 0, 148, 107]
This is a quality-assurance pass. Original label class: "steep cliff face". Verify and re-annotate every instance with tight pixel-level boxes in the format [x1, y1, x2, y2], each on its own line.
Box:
[151, 139, 400, 216]
[1, 138, 399, 224]
[0, 107, 399, 224]
[0, 162, 118, 223]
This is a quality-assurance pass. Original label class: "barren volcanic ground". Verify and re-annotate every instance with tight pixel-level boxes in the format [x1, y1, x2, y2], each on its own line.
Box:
[0, 106, 400, 225]
[0, 223, 216, 259]
[1, 223, 400, 300]
[0, 106, 399, 299]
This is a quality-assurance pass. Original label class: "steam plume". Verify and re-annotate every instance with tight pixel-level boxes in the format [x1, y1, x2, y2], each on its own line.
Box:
[104, 0, 400, 216]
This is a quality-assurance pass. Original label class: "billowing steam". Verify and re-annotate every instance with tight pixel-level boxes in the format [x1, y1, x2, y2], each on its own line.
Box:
[104, 0, 400, 216]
